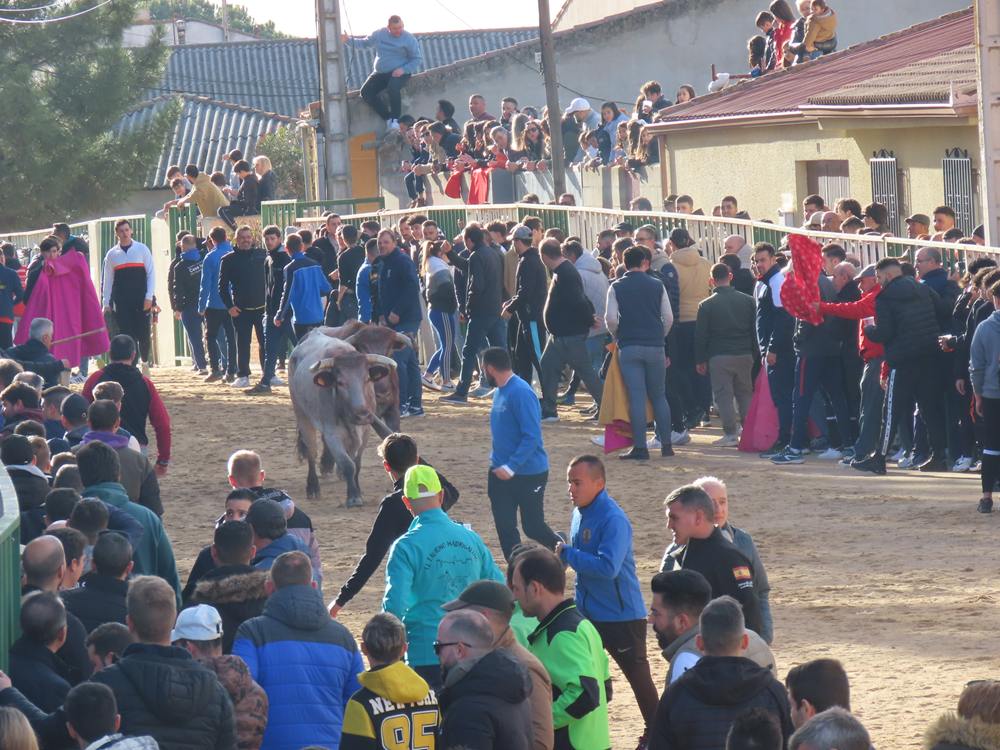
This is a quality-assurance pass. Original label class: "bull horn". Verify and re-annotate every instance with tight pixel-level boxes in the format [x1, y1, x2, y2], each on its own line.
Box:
[309, 357, 339, 373]
[365, 354, 397, 369]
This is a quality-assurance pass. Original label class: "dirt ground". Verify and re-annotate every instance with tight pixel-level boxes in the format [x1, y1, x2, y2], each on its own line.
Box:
[151, 365, 998, 749]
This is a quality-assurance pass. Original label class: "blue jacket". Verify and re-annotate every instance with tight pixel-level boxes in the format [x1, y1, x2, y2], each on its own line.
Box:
[367, 27, 423, 75]
[233, 584, 363, 750]
[277, 253, 332, 325]
[0, 264, 23, 322]
[489, 374, 548, 476]
[199, 241, 232, 312]
[356, 261, 373, 322]
[383, 508, 504, 666]
[561, 490, 646, 622]
[377, 248, 422, 327]
[754, 265, 794, 357]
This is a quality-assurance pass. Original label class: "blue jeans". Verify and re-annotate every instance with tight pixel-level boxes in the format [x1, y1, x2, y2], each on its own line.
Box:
[540, 334, 603, 417]
[618, 345, 672, 449]
[766, 353, 795, 444]
[790, 355, 854, 451]
[393, 325, 421, 409]
[455, 315, 507, 396]
[180, 306, 207, 370]
[262, 316, 296, 384]
[426, 310, 457, 381]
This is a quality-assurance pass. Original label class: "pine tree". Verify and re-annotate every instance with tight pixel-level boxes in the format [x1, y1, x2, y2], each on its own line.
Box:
[0, 0, 171, 229]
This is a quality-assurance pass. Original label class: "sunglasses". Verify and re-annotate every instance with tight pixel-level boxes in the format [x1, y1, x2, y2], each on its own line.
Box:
[432, 640, 470, 655]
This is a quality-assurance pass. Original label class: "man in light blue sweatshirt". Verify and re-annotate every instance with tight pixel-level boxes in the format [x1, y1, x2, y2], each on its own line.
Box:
[360, 15, 423, 130]
[198, 226, 237, 382]
[482, 346, 561, 561]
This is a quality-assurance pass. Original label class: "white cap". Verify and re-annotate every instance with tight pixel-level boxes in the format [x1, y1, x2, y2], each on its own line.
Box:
[564, 97, 591, 115]
[171, 604, 223, 642]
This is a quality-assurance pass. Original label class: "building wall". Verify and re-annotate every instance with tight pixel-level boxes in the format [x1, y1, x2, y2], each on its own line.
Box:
[122, 21, 260, 48]
[664, 121, 980, 225]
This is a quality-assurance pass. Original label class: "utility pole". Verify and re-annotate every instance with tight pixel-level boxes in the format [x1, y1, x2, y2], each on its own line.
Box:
[315, 0, 352, 200]
[975, 0, 999, 244]
[537, 0, 565, 196]
[220, 0, 229, 42]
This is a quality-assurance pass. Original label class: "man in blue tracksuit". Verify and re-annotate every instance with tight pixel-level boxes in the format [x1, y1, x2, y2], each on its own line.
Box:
[275, 233, 332, 340]
[482, 346, 560, 561]
[375, 230, 423, 416]
[199, 226, 237, 382]
[557, 453, 659, 737]
[383, 464, 503, 693]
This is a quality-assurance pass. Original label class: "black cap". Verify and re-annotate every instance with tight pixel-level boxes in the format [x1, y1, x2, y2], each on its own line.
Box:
[245, 498, 287, 540]
[1, 434, 33, 466]
[442, 580, 515, 614]
[60, 393, 89, 423]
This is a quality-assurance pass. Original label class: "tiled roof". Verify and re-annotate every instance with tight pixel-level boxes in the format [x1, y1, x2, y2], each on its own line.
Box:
[148, 30, 537, 117]
[652, 7, 975, 126]
[117, 95, 295, 189]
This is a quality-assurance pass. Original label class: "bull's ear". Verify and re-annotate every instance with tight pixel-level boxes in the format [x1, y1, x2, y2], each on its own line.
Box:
[369, 364, 390, 382]
[313, 369, 336, 387]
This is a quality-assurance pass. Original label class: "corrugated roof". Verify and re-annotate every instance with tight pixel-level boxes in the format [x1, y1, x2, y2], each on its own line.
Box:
[118, 95, 295, 189]
[806, 45, 977, 107]
[148, 30, 537, 118]
[653, 7, 975, 126]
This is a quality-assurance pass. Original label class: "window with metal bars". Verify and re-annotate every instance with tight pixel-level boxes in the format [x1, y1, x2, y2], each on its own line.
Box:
[942, 148, 976, 235]
[870, 150, 900, 235]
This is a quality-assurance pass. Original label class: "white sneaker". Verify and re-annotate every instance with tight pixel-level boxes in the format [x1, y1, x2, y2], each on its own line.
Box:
[671, 430, 691, 446]
[952, 456, 974, 472]
[591, 434, 606, 447]
[897, 454, 915, 469]
[890, 448, 906, 462]
[713, 434, 740, 448]
[386, 118, 400, 130]
[232, 376, 250, 388]
[646, 436, 661, 450]
[817, 447, 843, 460]
[269, 376, 286, 387]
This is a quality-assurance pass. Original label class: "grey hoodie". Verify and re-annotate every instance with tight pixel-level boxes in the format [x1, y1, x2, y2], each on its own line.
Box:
[575, 252, 609, 336]
[970, 310, 1000, 399]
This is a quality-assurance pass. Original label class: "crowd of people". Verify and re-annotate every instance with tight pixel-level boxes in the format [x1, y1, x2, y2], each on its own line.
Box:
[0, 179, 997, 750]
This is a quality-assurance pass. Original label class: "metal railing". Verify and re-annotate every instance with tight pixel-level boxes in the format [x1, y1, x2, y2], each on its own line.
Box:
[0, 464, 20, 672]
[332, 203, 1000, 267]
[260, 197, 385, 230]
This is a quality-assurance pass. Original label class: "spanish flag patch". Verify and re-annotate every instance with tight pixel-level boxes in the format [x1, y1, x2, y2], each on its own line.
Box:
[732, 566, 752, 581]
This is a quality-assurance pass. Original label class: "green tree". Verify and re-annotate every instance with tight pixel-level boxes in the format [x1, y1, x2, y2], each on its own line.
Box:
[147, 0, 287, 39]
[256, 127, 304, 200]
[0, 0, 171, 229]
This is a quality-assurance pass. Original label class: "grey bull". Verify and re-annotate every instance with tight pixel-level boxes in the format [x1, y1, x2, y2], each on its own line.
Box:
[289, 330, 397, 505]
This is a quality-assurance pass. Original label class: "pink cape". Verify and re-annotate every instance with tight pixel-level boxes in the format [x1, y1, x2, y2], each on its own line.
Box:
[739, 367, 823, 451]
[15, 252, 110, 367]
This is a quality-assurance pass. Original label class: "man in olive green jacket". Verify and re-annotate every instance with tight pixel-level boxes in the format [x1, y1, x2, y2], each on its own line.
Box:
[694, 263, 757, 446]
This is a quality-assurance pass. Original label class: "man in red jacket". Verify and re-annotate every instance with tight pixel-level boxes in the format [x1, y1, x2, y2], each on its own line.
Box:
[815, 264, 884, 471]
[82, 335, 171, 477]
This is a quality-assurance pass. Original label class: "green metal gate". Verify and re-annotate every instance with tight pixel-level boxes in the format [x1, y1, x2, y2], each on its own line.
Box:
[0, 465, 20, 672]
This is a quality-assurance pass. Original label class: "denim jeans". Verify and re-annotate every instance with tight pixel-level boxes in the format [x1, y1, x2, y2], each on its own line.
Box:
[539, 334, 602, 416]
[455, 315, 507, 396]
[262, 316, 297, 384]
[618, 344, 672, 449]
[180, 306, 207, 370]
[427, 309, 457, 381]
[563, 334, 608, 398]
[360, 72, 411, 121]
[790, 355, 854, 451]
[204, 308, 236, 376]
[393, 325, 421, 409]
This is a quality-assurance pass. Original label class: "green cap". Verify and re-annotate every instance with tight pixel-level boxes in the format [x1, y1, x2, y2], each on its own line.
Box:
[403, 464, 442, 500]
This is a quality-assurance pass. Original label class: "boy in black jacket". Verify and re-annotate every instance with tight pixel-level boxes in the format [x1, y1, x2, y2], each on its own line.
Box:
[168, 234, 207, 373]
[501, 225, 547, 384]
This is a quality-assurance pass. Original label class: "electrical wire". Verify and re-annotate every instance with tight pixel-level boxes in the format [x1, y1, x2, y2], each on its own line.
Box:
[0, 0, 113, 24]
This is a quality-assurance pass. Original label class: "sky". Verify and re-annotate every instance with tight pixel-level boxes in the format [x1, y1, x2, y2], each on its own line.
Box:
[226, 0, 543, 38]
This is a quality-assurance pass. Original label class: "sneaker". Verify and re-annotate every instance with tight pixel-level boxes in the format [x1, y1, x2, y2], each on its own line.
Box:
[817, 447, 843, 460]
[407, 406, 425, 418]
[917, 455, 948, 472]
[646, 436, 661, 450]
[232, 376, 250, 388]
[245, 383, 271, 395]
[440, 393, 468, 404]
[619, 447, 650, 460]
[810, 437, 830, 452]
[399, 406, 411, 419]
[952, 456, 974, 472]
[590, 434, 606, 447]
[470, 386, 492, 398]
[977, 497, 994, 514]
[759, 440, 786, 459]
[699, 417, 711, 428]
[541, 414, 560, 423]
[897, 454, 915, 469]
[671, 430, 691, 446]
[269, 375, 286, 387]
[421, 375, 440, 390]
[889, 447, 907, 462]
[580, 404, 599, 417]
[224, 374, 236, 384]
[204, 371, 224, 383]
[557, 393, 576, 406]
[69, 373, 86, 385]
[972, 460, 983, 472]
[713, 434, 740, 448]
[439, 382, 456, 392]
[851, 453, 887, 475]
[771, 447, 805, 465]
[196, 369, 208, 376]
[661, 446, 675, 457]
[841, 447, 856, 461]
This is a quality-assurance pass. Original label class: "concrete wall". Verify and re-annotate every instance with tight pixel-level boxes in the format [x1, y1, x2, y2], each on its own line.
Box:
[123, 21, 260, 47]
[663, 120, 981, 225]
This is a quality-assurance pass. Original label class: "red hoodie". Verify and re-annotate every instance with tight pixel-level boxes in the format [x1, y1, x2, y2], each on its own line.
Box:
[818, 285, 883, 362]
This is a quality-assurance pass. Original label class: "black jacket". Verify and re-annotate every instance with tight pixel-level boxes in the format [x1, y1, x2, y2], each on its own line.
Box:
[335, 462, 458, 607]
[732, 267, 756, 296]
[754, 265, 794, 358]
[93, 362, 153, 447]
[338, 244, 366, 295]
[921, 267, 961, 334]
[9, 464, 49, 512]
[865, 275, 941, 366]
[92, 643, 237, 750]
[61, 573, 128, 633]
[21, 584, 92, 685]
[649, 656, 793, 750]
[661, 528, 763, 635]
[235, 172, 261, 214]
[5, 338, 65, 386]
[191, 565, 269, 654]
[264, 248, 292, 317]
[449, 244, 504, 318]
[793, 274, 843, 358]
[219, 248, 267, 311]
[8, 637, 72, 712]
[310, 236, 340, 283]
[507, 248, 547, 324]
[169, 255, 203, 311]
[437, 649, 533, 750]
[544, 259, 594, 337]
